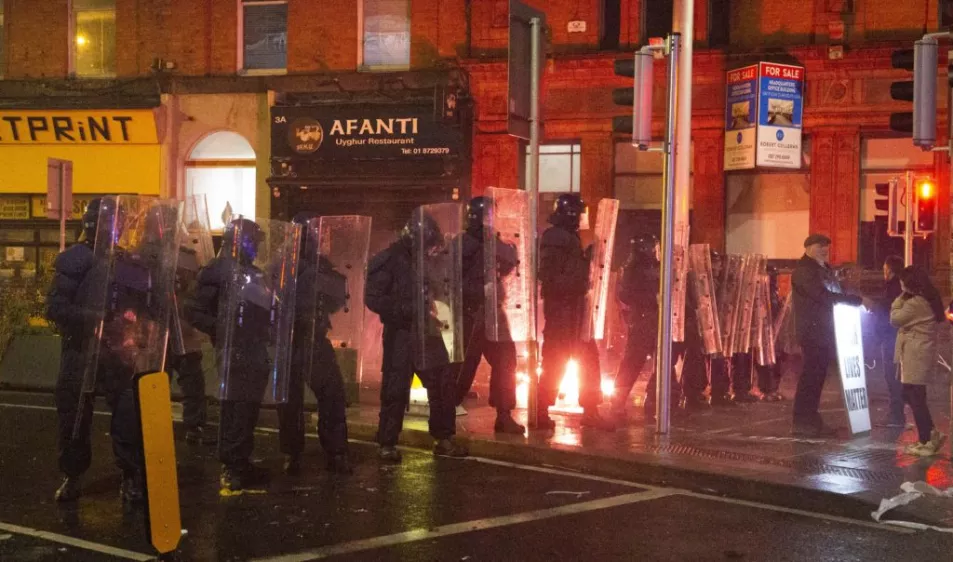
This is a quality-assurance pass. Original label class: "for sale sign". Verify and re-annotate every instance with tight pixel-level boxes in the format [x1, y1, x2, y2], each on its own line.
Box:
[755, 63, 804, 169]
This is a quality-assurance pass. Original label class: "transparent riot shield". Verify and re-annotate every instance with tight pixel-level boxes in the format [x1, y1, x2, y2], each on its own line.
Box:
[314, 215, 372, 380]
[413, 203, 465, 371]
[484, 186, 536, 343]
[581, 198, 620, 342]
[718, 255, 744, 356]
[216, 216, 301, 403]
[733, 255, 764, 355]
[754, 274, 777, 367]
[688, 244, 722, 355]
[80, 196, 183, 395]
[170, 194, 214, 356]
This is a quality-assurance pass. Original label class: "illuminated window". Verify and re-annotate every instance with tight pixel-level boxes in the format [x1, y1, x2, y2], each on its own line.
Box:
[240, 0, 288, 73]
[185, 132, 257, 232]
[360, 0, 410, 70]
[72, 0, 116, 78]
[525, 143, 582, 193]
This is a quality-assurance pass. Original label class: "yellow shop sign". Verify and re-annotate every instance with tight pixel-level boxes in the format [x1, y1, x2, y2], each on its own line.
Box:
[0, 110, 158, 144]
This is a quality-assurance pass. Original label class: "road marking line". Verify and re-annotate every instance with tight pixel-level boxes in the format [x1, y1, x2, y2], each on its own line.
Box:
[0, 522, 154, 561]
[250, 489, 676, 562]
[681, 493, 915, 534]
[0, 402, 111, 415]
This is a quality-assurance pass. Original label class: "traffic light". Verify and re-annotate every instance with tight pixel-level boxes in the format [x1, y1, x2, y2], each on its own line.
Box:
[612, 48, 654, 147]
[874, 179, 900, 235]
[914, 177, 937, 234]
[889, 38, 938, 148]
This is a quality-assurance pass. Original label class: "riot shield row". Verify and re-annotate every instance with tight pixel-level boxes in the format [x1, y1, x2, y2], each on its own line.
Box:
[686, 244, 777, 366]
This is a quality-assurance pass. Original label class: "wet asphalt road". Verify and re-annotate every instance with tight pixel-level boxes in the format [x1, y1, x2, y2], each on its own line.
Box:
[1, 391, 951, 562]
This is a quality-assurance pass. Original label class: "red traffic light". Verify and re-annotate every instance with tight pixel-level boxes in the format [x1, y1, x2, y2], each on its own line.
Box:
[917, 179, 935, 200]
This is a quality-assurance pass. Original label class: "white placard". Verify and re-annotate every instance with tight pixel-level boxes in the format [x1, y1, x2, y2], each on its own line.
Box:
[833, 303, 871, 434]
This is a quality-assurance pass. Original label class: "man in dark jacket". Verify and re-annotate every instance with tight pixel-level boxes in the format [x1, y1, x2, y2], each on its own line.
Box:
[538, 194, 615, 431]
[452, 197, 525, 434]
[791, 234, 866, 436]
[186, 218, 273, 494]
[365, 211, 468, 463]
[277, 212, 352, 475]
[878, 255, 905, 427]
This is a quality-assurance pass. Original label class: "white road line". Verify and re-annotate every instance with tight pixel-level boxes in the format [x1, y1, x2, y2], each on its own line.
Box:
[681, 493, 915, 535]
[250, 489, 677, 562]
[0, 522, 154, 561]
[0, 402, 111, 416]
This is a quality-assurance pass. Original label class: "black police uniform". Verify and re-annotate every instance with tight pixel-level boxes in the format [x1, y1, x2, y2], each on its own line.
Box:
[48, 199, 148, 502]
[538, 195, 614, 430]
[451, 199, 522, 431]
[185, 222, 271, 484]
[365, 236, 460, 456]
[276, 252, 350, 472]
[755, 268, 785, 398]
[612, 239, 660, 413]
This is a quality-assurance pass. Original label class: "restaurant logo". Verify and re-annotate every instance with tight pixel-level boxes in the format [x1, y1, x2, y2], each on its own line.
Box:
[289, 118, 324, 154]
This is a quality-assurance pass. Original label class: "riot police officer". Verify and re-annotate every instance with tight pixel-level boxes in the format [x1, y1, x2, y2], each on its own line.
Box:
[756, 265, 785, 401]
[538, 194, 615, 431]
[708, 250, 735, 407]
[277, 212, 352, 475]
[47, 198, 147, 503]
[453, 197, 524, 434]
[186, 218, 271, 494]
[366, 211, 469, 463]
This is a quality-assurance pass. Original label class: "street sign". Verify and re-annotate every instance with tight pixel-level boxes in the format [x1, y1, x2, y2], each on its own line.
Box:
[508, 0, 546, 140]
[46, 158, 73, 220]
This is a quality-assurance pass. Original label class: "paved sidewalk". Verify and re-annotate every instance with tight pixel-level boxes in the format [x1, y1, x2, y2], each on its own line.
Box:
[337, 360, 953, 527]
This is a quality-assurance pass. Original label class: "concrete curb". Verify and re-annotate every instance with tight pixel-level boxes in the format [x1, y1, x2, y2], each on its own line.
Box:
[343, 420, 927, 526]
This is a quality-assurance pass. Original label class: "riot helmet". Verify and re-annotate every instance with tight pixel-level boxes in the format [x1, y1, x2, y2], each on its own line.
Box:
[400, 211, 443, 254]
[549, 194, 585, 231]
[466, 196, 488, 235]
[710, 249, 725, 279]
[222, 218, 265, 265]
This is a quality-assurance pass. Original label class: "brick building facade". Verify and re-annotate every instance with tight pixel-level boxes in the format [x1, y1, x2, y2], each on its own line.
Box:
[0, 0, 949, 281]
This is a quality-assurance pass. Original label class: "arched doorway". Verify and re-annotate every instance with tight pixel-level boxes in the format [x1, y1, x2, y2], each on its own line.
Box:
[185, 131, 256, 231]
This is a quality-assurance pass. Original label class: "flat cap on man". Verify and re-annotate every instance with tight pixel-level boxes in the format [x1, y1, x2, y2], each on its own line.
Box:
[803, 234, 831, 248]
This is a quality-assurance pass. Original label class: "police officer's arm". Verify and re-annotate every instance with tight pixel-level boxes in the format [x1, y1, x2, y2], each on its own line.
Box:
[497, 241, 519, 277]
[792, 263, 862, 309]
[365, 251, 411, 325]
[184, 263, 221, 338]
[45, 249, 92, 330]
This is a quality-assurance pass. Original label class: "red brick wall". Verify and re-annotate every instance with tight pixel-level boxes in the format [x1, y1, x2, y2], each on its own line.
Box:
[6, 0, 70, 78]
[288, 0, 357, 72]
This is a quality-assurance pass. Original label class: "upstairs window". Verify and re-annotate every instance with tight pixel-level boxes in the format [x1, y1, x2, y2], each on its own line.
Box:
[240, 0, 288, 73]
[360, 0, 410, 70]
[72, 0, 116, 78]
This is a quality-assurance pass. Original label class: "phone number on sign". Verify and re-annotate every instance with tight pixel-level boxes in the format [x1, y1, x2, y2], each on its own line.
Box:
[401, 147, 451, 155]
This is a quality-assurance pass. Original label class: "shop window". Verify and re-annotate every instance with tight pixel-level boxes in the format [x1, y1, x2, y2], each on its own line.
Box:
[524, 143, 582, 193]
[613, 141, 692, 210]
[360, 0, 410, 70]
[72, 0, 116, 78]
[240, 0, 288, 73]
[858, 137, 935, 269]
[601, 0, 621, 50]
[185, 132, 257, 232]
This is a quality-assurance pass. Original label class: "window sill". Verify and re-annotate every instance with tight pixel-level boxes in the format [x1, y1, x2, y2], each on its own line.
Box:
[71, 73, 118, 80]
[239, 68, 288, 77]
[357, 64, 411, 73]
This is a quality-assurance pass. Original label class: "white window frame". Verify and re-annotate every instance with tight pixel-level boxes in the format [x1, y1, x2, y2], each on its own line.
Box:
[237, 0, 289, 76]
[68, 0, 117, 79]
[357, 0, 411, 72]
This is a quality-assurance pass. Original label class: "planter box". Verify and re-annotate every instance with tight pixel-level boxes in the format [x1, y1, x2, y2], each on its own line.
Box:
[0, 335, 62, 391]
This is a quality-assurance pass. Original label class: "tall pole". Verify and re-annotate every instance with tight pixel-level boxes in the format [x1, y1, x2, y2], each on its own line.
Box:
[905, 170, 914, 266]
[58, 165, 66, 252]
[672, 0, 693, 237]
[657, 33, 680, 435]
[527, 16, 542, 426]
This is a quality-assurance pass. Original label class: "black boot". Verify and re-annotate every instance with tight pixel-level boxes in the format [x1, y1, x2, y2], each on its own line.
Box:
[378, 446, 402, 464]
[120, 472, 144, 504]
[533, 408, 556, 430]
[283, 453, 301, 476]
[494, 410, 526, 435]
[327, 453, 354, 475]
[54, 477, 81, 502]
[433, 438, 469, 458]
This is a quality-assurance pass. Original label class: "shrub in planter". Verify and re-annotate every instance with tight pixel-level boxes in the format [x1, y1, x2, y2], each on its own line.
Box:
[0, 270, 55, 359]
